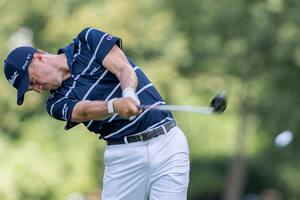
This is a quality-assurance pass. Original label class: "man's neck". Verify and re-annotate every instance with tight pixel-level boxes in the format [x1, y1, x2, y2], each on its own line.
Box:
[55, 53, 71, 81]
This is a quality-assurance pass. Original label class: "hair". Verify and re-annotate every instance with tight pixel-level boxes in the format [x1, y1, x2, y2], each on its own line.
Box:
[29, 49, 47, 68]
[36, 49, 47, 54]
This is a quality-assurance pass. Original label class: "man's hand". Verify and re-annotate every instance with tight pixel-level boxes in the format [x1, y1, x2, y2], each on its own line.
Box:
[113, 97, 141, 118]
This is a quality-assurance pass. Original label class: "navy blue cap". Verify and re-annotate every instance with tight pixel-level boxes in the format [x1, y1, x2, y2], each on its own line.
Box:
[3, 46, 37, 105]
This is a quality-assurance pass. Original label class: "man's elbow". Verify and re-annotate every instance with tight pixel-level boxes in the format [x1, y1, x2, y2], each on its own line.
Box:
[71, 101, 90, 122]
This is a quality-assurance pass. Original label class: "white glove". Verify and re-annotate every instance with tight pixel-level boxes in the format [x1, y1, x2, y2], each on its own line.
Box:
[122, 87, 140, 105]
[122, 87, 140, 120]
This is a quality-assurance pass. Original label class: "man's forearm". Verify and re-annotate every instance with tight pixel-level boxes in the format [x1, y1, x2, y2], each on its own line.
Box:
[118, 65, 138, 91]
[102, 45, 138, 91]
[71, 98, 141, 122]
[71, 100, 110, 122]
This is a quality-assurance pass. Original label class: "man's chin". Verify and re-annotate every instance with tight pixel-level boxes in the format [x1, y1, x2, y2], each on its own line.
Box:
[51, 84, 61, 90]
[49, 83, 61, 90]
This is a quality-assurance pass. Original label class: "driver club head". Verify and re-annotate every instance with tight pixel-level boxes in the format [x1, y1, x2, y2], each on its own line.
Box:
[210, 92, 227, 113]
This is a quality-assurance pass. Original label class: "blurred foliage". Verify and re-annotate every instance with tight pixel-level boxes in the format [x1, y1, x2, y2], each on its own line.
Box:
[0, 0, 300, 199]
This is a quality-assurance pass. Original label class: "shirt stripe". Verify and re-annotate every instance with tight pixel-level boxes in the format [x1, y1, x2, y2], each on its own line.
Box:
[145, 117, 173, 131]
[103, 66, 139, 101]
[104, 101, 165, 139]
[136, 83, 153, 95]
[62, 103, 68, 120]
[85, 28, 94, 50]
[50, 97, 67, 116]
[82, 70, 108, 100]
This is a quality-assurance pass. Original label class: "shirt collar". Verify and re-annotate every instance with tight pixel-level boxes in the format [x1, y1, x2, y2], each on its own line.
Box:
[57, 40, 76, 73]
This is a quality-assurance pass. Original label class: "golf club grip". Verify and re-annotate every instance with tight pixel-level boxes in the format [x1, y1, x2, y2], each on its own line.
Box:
[138, 105, 147, 110]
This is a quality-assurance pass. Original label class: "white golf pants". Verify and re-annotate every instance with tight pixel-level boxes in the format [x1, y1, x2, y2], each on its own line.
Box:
[102, 126, 190, 200]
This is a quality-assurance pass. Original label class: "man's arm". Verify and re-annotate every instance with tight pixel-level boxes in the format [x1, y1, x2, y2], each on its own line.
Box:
[71, 97, 139, 122]
[102, 45, 138, 91]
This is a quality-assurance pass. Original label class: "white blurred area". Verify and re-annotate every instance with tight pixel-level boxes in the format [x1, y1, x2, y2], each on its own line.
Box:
[274, 130, 294, 148]
[67, 192, 85, 200]
[8, 27, 33, 49]
[66, 191, 100, 200]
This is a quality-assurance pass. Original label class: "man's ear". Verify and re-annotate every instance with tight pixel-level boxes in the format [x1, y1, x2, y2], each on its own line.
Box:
[33, 52, 45, 62]
[30, 53, 43, 69]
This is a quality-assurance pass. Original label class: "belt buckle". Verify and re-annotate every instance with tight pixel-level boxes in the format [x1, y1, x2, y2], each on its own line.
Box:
[139, 134, 144, 141]
[139, 132, 151, 142]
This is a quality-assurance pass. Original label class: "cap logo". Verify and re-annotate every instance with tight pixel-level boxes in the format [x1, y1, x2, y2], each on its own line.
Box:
[22, 54, 32, 70]
[8, 71, 19, 86]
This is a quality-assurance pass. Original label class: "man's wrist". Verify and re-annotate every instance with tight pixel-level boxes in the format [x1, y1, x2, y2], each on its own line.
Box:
[122, 87, 140, 105]
[122, 87, 136, 98]
[107, 98, 116, 114]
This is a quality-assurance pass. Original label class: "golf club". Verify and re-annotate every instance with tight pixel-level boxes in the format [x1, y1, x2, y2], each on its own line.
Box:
[139, 91, 227, 115]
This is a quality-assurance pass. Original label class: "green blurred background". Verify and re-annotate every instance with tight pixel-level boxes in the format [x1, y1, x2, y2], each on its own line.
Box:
[0, 0, 299, 199]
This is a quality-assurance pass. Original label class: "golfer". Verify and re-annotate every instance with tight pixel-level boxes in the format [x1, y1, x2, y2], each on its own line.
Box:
[3, 27, 190, 200]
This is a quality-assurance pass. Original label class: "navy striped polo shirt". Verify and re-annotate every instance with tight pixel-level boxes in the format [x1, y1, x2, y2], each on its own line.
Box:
[46, 27, 174, 140]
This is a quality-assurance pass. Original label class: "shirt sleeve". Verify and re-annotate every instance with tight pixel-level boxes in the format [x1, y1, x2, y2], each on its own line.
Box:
[78, 27, 123, 65]
[46, 94, 79, 122]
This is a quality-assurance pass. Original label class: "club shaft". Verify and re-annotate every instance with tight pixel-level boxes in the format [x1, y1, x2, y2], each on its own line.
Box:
[141, 104, 214, 114]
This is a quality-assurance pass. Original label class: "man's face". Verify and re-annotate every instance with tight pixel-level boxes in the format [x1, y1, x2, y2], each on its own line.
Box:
[28, 54, 62, 93]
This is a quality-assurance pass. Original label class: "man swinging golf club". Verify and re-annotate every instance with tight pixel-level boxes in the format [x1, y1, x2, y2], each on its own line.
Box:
[3, 27, 190, 200]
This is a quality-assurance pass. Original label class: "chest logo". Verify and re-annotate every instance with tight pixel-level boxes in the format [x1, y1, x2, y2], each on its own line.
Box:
[90, 66, 100, 75]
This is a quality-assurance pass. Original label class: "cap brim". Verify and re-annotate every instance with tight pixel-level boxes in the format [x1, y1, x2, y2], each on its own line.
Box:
[17, 71, 29, 105]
